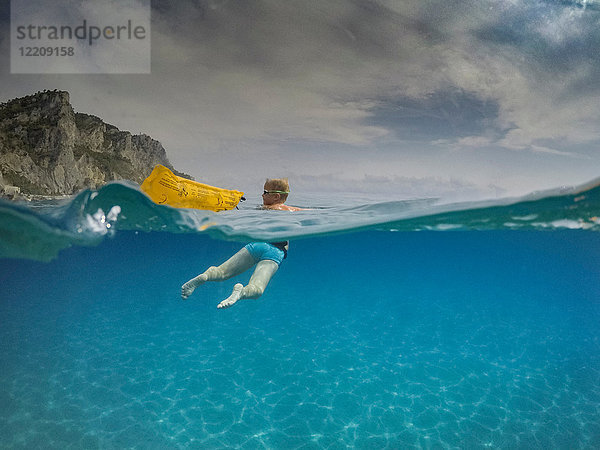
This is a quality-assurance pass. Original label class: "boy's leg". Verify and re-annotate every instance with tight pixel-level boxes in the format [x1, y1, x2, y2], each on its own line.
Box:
[181, 248, 256, 299]
[217, 260, 279, 308]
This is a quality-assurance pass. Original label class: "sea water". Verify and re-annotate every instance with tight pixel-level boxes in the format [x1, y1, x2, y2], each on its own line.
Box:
[0, 181, 599, 449]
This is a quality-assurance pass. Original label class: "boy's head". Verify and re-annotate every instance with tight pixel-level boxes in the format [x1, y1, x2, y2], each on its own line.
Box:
[263, 178, 290, 204]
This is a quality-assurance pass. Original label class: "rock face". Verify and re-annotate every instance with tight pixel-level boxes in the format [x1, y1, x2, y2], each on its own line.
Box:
[0, 90, 184, 197]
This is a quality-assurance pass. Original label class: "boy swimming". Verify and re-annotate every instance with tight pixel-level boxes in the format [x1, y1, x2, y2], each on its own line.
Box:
[181, 178, 302, 309]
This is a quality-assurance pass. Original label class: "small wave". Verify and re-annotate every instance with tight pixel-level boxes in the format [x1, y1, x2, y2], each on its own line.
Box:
[1, 178, 599, 261]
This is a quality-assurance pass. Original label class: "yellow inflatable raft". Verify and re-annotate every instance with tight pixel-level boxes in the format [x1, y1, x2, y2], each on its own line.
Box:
[140, 165, 245, 212]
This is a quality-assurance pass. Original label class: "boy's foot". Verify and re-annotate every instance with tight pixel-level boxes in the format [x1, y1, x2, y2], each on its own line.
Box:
[181, 274, 208, 300]
[217, 283, 243, 309]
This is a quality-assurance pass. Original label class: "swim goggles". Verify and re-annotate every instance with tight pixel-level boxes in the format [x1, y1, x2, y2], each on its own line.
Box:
[263, 190, 289, 195]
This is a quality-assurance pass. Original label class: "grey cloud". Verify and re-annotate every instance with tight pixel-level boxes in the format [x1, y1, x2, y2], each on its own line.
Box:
[2, 0, 598, 198]
[149, 0, 600, 148]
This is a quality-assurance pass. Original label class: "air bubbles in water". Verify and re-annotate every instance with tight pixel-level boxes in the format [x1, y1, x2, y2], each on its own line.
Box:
[81, 205, 122, 235]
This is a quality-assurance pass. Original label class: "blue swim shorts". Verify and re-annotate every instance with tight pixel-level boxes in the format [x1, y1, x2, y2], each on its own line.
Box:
[244, 242, 285, 265]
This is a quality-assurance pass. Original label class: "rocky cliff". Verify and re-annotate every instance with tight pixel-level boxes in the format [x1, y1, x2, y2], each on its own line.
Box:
[0, 90, 185, 198]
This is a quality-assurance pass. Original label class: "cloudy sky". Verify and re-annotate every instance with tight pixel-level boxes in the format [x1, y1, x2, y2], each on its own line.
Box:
[1, 0, 599, 200]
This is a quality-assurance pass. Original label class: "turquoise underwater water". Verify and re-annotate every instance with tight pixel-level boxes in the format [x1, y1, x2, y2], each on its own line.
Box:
[1, 181, 599, 448]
